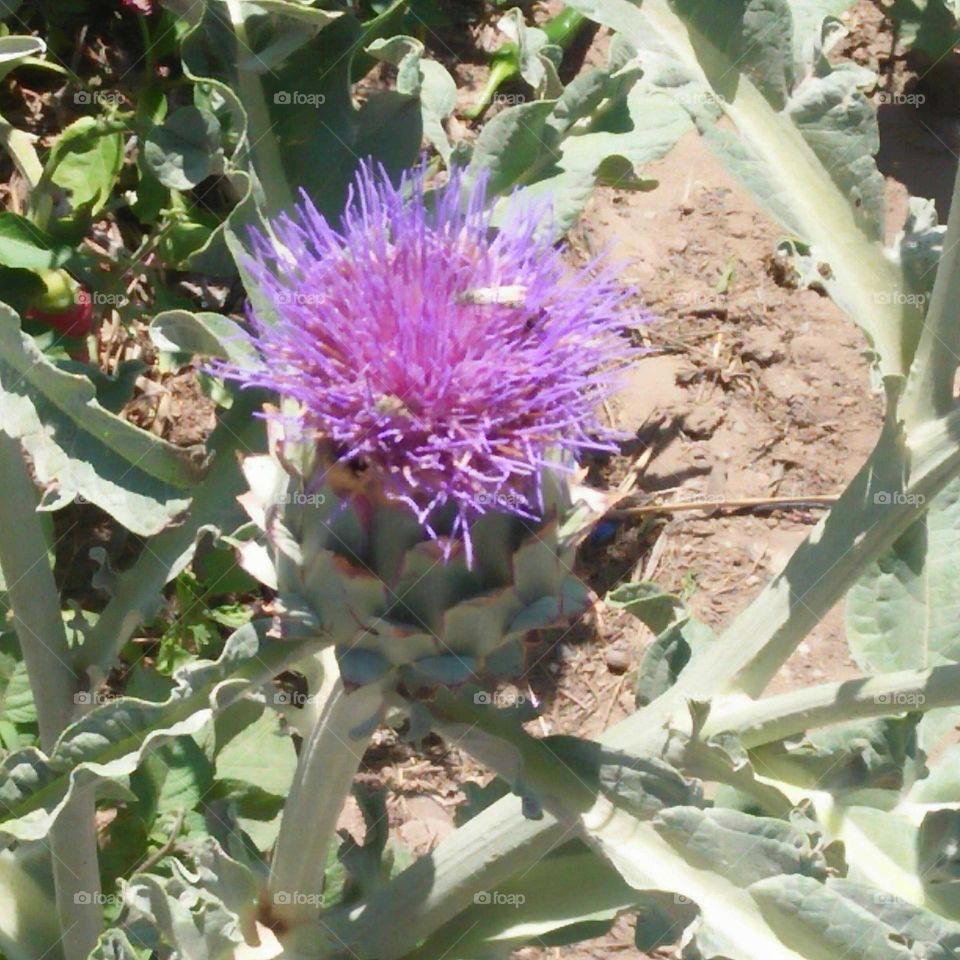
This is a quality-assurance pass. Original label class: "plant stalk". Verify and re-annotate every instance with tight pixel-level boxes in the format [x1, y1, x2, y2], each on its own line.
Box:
[901, 162, 960, 425]
[269, 649, 385, 930]
[703, 661, 960, 748]
[0, 434, 101, 960]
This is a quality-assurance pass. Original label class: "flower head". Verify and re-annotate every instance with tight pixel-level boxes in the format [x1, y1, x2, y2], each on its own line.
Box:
[216, 163, 636, 554]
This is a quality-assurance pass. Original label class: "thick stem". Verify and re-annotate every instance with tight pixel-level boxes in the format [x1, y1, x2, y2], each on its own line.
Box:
[703, 661, 960, 748]
[0, 434, 101, 960]
[901, 162, 960, 426]
[223, 0, 296, 216]
[269, 650, 385, 929]
[611, 406, 960, 720]
[311, 806, 567, 960]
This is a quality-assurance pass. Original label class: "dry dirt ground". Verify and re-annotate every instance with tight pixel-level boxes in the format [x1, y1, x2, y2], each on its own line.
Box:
[350, 4, 960, 958]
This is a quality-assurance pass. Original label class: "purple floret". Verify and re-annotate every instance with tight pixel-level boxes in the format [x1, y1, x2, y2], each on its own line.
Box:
[215, 162, 638, 550]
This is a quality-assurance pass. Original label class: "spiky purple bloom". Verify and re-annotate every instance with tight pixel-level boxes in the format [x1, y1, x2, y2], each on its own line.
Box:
[216, 163, 636, 550]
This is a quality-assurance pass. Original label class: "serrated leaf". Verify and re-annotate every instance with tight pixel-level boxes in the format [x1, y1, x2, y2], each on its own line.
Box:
[0, 303, 205, 534]
[749, 874, 915, 959]
[0, 621, 316, 843]
[847, 478, 960, 671]
[606, 581, 715, 706]
[366, 36, 455, 162]
[750, 715, 922, 793]
[48, 117, 124, 218]
[144, 106, 223, 190]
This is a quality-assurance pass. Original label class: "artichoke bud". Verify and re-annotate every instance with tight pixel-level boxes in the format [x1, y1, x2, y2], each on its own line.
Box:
[237, 419, 614, 697]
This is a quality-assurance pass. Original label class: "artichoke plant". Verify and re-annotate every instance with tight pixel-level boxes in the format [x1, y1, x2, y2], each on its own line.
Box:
[209, 163, 636, 931]
[218, 163, 635, 695]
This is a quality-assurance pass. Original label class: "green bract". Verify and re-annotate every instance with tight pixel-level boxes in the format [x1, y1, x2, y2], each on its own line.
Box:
[237, 424, 604, 694]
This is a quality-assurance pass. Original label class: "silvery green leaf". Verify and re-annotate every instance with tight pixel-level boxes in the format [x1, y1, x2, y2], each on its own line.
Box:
[0, 848, 60, 960]
[144, 106, 223, 190]
[750, 714, 922, 794]
[0, 35, 43, 82]
[663, 729, 794, 817]
[606, 581, 715, 706]
[150, 309, 257, 367]
[89, 929, 143, 960]
[365, 37, 456, 163]
[847, 478, 960, 673]
[829, 876, 960, 957]
[409, 847, 638, 958]
[474, 41, 690, 236]
[846, 477, 960, 750]
[496, 9, 562, 98]
[653, 807, 832, 886]
[0, 303, 205, 536]
[918, 809, 960, 919]
[748, 874, 915, 959]
[167, 0, 421, 218]
[0, 622, 314, 843]
[213, 704, 296, 851]
[125, 866, 244, 960]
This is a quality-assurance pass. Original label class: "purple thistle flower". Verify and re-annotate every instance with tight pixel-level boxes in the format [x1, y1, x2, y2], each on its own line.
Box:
[215, 163, 637, 555]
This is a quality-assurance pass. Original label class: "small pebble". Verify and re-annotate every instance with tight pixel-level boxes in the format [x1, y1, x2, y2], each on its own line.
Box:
[605, 648, 632, 674]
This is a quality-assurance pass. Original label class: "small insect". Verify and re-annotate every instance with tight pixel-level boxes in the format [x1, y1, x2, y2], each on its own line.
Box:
[373, 393, 412, 417]
[457, 284, 528, 307]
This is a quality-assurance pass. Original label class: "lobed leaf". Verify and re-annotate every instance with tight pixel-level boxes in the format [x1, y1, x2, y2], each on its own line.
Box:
[0, 302, 206, 535]
[0, 622, 316, 844]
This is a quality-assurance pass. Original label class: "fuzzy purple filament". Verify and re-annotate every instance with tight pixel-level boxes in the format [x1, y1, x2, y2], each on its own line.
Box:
[215, 163, 636, 550]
